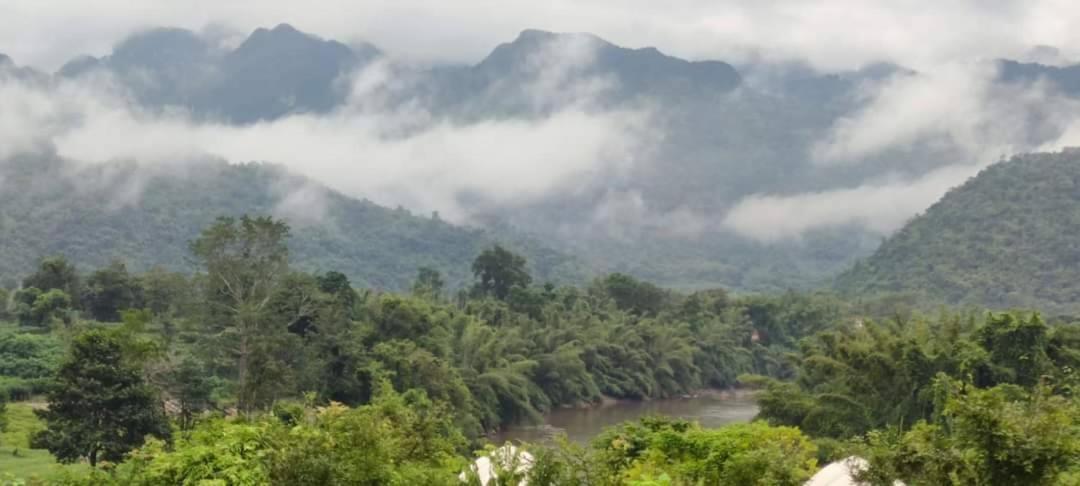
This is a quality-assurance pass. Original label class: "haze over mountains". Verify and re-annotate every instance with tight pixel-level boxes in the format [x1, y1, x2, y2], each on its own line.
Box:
[5, 23, 1080, 291]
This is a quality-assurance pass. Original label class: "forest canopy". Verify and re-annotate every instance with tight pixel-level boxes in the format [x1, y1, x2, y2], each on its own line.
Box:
[0, 215, 1076, 485]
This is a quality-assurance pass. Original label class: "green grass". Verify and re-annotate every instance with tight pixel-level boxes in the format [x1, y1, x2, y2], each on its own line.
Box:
[1, 402, 88, 481]
[2, 402, 43, 450]
[0, 448, 87, 481]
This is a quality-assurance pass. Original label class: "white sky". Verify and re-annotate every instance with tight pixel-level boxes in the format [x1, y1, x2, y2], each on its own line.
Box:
[2, 0, 1079, 71]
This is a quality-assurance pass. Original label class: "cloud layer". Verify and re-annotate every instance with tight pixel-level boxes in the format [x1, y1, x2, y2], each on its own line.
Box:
[0, 53, 651, 225]
[6, 3, 1080, 247]
[724, 61, 1080, 242]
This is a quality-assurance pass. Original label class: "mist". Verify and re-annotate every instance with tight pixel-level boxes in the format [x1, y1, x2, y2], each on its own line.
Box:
[723, 61, 1080, 242]
[5, 4, 1080, 248]
[0, 44, 652, 225]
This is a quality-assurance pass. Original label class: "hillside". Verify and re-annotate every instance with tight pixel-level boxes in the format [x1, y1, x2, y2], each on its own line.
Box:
[15, 24, 1080, 291]
[0, 155, 585, 290]
[835, 150, 1080, 312]
[37, 25, 889, 291]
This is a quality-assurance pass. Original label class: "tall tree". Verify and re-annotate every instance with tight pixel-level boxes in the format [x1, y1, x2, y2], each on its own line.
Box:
[32, 329, 170, 467]
[598, 273, 667, 316]
[471, 245, 531, 301]
[412, 266, 445, 300]
[316, 270, 356, 311]
[190, 215, 291, 413]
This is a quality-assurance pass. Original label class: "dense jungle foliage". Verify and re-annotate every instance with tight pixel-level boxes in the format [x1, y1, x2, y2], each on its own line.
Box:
[0, 215, 1077, 485]
[751, 311, 1080, 484]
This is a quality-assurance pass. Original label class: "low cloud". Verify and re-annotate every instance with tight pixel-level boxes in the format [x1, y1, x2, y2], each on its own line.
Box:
[725, 60, 1080, 242]
[272, 179, 332, 227]
[586, 190, 709, 241]
[0, 43, 652, 226]
[812, 62, 1071, 165]
[721, 165, 979, 243]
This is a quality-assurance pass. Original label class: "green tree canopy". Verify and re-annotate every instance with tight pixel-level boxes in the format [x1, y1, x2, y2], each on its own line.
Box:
[82, 260, 139, 322]
[32, 329, 171, 467]
[190, 215, 292, 413]
[472, 245, 531, 301]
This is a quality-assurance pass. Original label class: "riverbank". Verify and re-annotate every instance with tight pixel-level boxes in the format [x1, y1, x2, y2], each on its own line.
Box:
[490, 388, 760, 444]
[564, 387, 757, 410]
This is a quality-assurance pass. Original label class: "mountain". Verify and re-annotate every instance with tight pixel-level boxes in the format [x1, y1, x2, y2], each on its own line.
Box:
[423, 29, 741, 114]
[207, 24, 379, 122]
[42, 26, 929, 291]
[997, 59, 1080, 97]
[39, 25, 1080, 292]
[0, 53, 47, 83]
[58, 24, 381, 123]
[835, 150, 1080, 313]
[0, 154, 585, 290]
[422, 33, 919, 291]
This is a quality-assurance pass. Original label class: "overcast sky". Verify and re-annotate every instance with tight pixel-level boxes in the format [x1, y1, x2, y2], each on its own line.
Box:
[2, 0, 1079, 71]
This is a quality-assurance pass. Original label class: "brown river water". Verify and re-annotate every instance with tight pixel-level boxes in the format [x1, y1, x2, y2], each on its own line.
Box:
[489, 391, 759, 444]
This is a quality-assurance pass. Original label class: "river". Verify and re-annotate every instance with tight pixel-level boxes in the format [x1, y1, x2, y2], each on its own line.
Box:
[490, 391, 759, 444]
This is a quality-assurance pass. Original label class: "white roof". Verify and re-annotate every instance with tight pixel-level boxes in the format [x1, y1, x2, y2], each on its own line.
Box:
[805, 456, 905, 486]
[460, 444, 534, 486]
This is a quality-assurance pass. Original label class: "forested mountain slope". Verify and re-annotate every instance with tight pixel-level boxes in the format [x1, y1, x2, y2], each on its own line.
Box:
[15, 24, 1080, 291]
[36, 25, 889, 291]
[836, 150, 1080, 312]
[0, 155, 584, 290]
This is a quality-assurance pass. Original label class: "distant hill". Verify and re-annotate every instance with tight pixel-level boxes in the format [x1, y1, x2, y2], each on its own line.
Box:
[421, 28, 741, 115]
[27, 25, 1080, 291]
[58, 24, 380, 123]
[835, 150, 1080, 312]
[0, 155, 585, 290]
[997, 59, 1080, 97]
[42, 25, 879, 291]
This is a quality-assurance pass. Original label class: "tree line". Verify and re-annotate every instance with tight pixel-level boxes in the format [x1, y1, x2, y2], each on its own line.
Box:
[4, 214, 1075, 484]
[0, 215, 840, 477]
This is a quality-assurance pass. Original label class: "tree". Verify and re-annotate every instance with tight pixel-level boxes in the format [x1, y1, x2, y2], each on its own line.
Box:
[23, 256, 81, 307]
[316, 270, 356, 311]
[14, 287, 72, 329]
[977, 313, 1052, 387]
[0, 394, 7, 446]
[598, 273, 667, 316]
[472, 245, 531, 301]
[412, 266, 445, 300]
[95, 385, 464, 486]
[32, 329, 170, 467]
[138, 267, 193, 316]
[83, 260, 139, 322]
[190, 215, 291, 413]
[860, 378, 1079, 485]
[166, 357, 215, 430]
[0, 287, 9, 321]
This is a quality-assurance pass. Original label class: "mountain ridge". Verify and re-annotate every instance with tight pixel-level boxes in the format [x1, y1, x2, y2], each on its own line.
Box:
[0, 154, 587, 290]
[15, 24, 1080, 291]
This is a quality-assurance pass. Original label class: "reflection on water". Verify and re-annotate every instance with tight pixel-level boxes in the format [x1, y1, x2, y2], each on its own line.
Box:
[491, 392, 759, 444]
